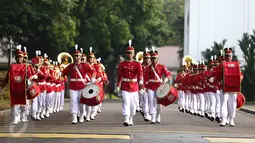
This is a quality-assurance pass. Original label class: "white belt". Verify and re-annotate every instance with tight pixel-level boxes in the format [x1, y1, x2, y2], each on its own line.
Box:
[38, 81, 46, 85]
[122, 78, 137, 82]
[148, 79, 162, 83]
[46, 83, 51, 85]
[51, 83, 55, 86]
[70, 78, 84, 82]
[56, 84, 60, 87]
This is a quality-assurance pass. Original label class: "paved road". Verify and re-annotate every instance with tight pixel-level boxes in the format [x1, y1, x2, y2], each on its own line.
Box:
[0, 100, 254, 143]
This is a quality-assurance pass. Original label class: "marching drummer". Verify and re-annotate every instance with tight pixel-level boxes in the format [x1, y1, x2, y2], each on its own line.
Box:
[141, 48, 151, 121]
[116, 40, 143, 126]
[145, 46, 172, 124]
[219, 48, 243, 127]
[62, 45, 96, 124]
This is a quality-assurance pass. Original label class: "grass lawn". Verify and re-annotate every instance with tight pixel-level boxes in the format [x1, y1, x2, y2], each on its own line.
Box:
[0, 71, 10, 111]
[105, 94, 121, 100]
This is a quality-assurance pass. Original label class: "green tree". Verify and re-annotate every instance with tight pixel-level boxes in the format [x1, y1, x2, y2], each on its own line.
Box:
[238, 31, 255, 101]
[201, 39, 238, 64]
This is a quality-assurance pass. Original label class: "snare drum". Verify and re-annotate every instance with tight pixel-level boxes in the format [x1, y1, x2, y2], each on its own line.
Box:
[156, 83, 178, 106]
[27, 81, 40, 100]
[79, 82, 104, 106]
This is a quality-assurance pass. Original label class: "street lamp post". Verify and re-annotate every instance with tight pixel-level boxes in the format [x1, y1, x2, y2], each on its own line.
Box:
[8, 38, 14, 68]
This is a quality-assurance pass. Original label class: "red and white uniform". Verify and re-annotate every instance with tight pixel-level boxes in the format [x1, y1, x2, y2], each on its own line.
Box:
[62, 63, 96, 116]
[145, 63, 171, 122]
[117, 60, 143, 119]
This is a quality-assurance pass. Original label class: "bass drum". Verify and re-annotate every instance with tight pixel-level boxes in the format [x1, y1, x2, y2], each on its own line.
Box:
[79, 82, 104, 106]
[27, 81, 40, 100]
[236, 92, 245, 109]
[156, 83, 178, 106]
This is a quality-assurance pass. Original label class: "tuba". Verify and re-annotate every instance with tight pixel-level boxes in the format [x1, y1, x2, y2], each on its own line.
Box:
[182, 55, 196, 67]
[57, 52, 74, 69]
[136, 51, 144, 63]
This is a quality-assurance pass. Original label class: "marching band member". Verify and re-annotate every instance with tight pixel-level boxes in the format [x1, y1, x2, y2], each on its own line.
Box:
[59, 63, 67, 111]
[98, 62, 109, 113]
[0, 46, 35, 124]
[117, 40, 143, 126]
[213, 55, 222, 123]
[220, 48, 242, 127]
[175, 64, 187, 113]
[53, 62, 62, 112]
[145, 46, 171, 124]
[197, 61, 206, 117]
[30, 51, 42, 120]
[80, 48, 87, 118]
[62, 45, 96, 124]
[182, 64, 193, 113]
[141, 48, 151, 121]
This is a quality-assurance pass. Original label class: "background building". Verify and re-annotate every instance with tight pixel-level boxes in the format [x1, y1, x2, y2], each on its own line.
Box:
[184, 0, 255, 65]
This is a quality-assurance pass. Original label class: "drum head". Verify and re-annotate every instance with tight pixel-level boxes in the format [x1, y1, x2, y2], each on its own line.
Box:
[156, 84, 170, 98]
[82, 84, 100, 98]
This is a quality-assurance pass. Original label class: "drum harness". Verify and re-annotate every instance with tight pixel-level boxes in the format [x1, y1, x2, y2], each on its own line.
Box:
[151, 66, 165, 91]
[74, 65, 91, 86]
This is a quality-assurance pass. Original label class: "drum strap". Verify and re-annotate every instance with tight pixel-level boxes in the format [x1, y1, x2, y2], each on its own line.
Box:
[151, 66, 162, 82]
[74, 65, 86, 85]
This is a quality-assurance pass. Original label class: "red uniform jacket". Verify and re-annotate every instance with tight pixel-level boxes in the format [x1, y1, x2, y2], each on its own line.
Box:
[146, 63, 171, 91]
[142, 64, 150, 88]
[1, 64, 35, 106]
[174, 72, 185, 91]
[62, 63, 96, 90]
[117, 60, 143, 92]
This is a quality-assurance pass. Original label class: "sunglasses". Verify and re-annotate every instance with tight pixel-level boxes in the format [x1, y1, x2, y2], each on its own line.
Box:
[126, 52, 133, 54]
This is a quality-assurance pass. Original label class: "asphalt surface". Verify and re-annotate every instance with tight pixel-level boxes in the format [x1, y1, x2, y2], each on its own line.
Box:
[0, 100, 255, 143]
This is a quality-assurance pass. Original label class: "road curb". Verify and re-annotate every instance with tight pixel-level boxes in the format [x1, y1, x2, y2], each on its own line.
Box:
[0, 109, 11, 116]
[239, 108, 255, 115]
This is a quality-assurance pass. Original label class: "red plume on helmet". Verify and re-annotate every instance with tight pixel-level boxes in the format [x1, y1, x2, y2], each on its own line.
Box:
[143, 47, 150, 58]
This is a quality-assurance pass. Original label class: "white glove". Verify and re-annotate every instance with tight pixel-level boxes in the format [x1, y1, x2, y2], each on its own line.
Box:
[116, 86, 120, 93]
[174, 83, 178, 88]
[97, 77, 102, 82]
[139, 89, 145, 95]
[139, 80, 143, 86]
[164, 78, 168, 83]
[216, 90, 220, 95]
[209, 77, 214, 83]
[91, 78, 96, 83]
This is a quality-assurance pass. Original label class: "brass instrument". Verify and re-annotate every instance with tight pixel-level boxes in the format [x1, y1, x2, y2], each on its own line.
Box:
[57, 52, 74, 69]
[135, 51, 144, 63]
[182, 55, 196, 68]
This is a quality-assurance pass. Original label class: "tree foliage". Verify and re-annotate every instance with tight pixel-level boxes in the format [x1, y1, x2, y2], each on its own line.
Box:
[0, 0, 185, 95]
[201, 39, 238, 64]
[238, 31, 255, 101]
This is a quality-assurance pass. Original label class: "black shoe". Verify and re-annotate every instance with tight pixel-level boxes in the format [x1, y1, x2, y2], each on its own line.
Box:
[150, 122, 156, 124]
[181, 109, 185, 113]
[215, 117, 220, 123]
[144, 118, 149, 122]
[220, 124, 226, 127]
[205, 113, 208, 118]
[123, 122, 129, 126]
[210, 117, 215, 121]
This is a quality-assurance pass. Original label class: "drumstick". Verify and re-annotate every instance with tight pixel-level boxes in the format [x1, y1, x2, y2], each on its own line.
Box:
[160, 82, 166, 91]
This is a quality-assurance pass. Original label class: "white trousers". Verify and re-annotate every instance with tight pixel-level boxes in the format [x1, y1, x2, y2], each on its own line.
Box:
[69, 89, 83, 115]
[219, 89, 224, 117]
[198, 93, 205, 112]
[191, 94, 198, 112]
[38, 91, 46, 113]
[46, 92, 54, 112]
[178, 90, 185, 108]
[185, 92, 191, 110]
[60, 90, 65, 109]
[121, 90, 138, 117]
[215, 90, 221, 117]
[31, 96, 39, 116]
[208, 92, 216, 118]
[221, 92, 237, 119]
[147, 89, 162, 116]
[204, 92, 210, 113]
[53, 92, 61, 111]
[142, 91, 149, 114]
[139, 92, 144, 108]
